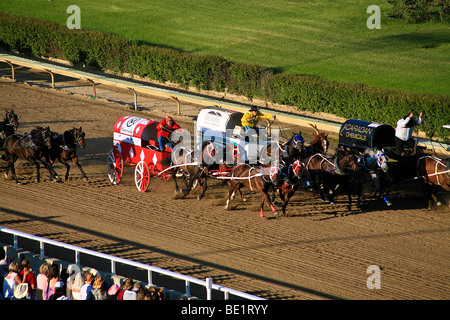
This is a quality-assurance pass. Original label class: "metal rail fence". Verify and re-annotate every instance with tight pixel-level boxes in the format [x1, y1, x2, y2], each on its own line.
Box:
[0, 227, 265, 300]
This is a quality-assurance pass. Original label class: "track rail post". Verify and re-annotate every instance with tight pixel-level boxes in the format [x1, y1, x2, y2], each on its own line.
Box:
[171, 96, 181, 115]
[128, 87, 138, 110]
[86, 78, 96, 98]
[4, 60, 15, 80]
[44, 68, 55, 89]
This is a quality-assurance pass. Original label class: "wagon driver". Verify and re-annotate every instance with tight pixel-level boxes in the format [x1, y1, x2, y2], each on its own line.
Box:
[241, 106, 276, 136]
[157, 116, 181, 152]
[395, 111, 423, 155]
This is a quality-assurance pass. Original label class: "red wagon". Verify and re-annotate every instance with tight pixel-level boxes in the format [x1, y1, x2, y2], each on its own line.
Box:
[107, 115, 173, 192]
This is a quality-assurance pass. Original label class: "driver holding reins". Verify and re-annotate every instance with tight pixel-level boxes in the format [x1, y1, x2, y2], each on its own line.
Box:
[156, 116, 181, 152]
[395, 111, 423, 155]
[241, 106, 276, 136]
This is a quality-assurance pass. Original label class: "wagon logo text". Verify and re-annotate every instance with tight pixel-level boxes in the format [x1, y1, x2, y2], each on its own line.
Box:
[340, 123, 374, 142]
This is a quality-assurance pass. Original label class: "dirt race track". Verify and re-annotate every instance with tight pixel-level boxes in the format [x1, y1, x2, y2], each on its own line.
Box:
[0, 77, 449, 300]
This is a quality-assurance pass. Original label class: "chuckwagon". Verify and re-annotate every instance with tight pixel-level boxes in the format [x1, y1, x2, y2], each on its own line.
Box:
[107, 115, 173, 192]
[338, 119, 396, 152]
[196, 106, 277, 166]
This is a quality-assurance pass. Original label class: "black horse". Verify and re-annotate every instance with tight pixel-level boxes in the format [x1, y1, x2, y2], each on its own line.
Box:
[48, 127, 88, 181]
[305, 150, 360, 210]
[3, 126, 59, 183]
[0, 110, 19, 147]
[356, 148, 392, 207]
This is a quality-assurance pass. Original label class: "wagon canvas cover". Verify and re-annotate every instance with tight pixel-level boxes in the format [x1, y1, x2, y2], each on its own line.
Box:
[113, 115, 158, 147]
[338, 119, 396, 150]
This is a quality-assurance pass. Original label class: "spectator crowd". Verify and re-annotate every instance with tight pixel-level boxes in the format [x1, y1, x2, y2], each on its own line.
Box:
[0, 247, 165, 301]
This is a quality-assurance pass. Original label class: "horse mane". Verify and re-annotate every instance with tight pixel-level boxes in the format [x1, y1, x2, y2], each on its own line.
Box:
[30, 126, 45, 136]
[363, 148, 379, 157]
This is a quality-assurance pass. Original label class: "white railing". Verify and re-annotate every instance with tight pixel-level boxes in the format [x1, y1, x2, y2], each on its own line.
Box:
[0, 227, 265, 300]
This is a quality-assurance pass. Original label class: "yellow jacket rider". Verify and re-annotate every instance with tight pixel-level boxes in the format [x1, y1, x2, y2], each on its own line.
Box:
[241, 106, 275, 135]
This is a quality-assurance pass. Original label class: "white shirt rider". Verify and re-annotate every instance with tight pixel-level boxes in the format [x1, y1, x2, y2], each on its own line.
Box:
[395, 112, 422, 141]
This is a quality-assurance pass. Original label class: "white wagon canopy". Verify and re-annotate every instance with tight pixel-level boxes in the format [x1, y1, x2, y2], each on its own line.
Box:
[196, 106, 279, 164]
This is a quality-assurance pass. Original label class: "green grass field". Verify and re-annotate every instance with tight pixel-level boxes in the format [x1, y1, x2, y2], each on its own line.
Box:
[0, 0, 448, 95]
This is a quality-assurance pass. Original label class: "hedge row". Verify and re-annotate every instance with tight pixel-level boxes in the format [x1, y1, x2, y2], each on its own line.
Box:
[0, 14, 448, 141]
[387, 0, 449, 23]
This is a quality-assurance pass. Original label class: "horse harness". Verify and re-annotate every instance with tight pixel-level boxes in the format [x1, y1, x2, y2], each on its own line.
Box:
[55, 131, 82, 152]
[306, 153, 345, 175]
[418, 156, 450, 186]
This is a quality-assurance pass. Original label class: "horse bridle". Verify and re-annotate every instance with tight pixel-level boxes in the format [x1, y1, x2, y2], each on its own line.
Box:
[5, 112, 19, 128]
[74, 129, 85, 147]
[375, 152, 388, 172]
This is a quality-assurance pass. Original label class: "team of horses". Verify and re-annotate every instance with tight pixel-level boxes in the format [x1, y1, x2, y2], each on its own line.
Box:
[1, 109, 448, 216]
[169, 122, 449, 218]
[0, 110, 87, 184]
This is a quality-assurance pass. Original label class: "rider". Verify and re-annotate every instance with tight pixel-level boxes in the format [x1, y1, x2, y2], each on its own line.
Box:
[156, 116, 181, 152]
[241, 106, 275, 136]
[395, 111, 423, 155]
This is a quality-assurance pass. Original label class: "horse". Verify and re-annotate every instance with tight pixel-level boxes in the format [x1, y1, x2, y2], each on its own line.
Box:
[273, 159, 307, 216]
[3, 126, 58, 183]
[48, 127, 88, 181]
[279, 131, 304, 162]
[0, 109, 19, 146]
[416, 156, 450, 208]
[2, 109, 19, 130]
[266, 124, 329, 165]
[225, 164, 279, 218]
[170, 145, 208, 200]
[299, 124, 329, 159]
[357, 148, 392, 206]
[305, 150, 360, 210]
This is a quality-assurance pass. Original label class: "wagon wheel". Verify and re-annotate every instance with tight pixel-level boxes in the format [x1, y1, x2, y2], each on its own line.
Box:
[107, 149, 123, 185]
[135, 161, 150, 192]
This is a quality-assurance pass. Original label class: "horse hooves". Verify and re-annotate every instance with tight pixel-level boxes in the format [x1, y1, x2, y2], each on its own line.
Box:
[436, 202, 442, 206]
[83, 177, 89, 182]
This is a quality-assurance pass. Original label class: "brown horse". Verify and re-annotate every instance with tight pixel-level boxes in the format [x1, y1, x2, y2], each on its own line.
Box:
[305, 151, 360, 210]
[48, 127, 88, 181]
[267, 124, 329, 164]
[417, 156, 450, 208]
[3, 126, 58, 183]
[299, 124, 329, 159]
[274, 159, 307, 216]
[225, 164, 279, 218]
[170, 145, 208, 200]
